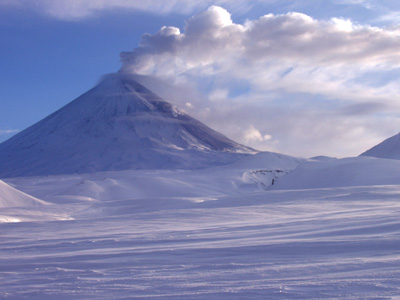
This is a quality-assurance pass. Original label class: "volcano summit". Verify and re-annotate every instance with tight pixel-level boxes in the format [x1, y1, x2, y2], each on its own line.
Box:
[0, 73, 255, 178]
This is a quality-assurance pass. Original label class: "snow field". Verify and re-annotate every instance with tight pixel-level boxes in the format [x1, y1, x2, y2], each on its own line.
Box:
[2, 163, 400, 298]
[2, 150, 400, 298]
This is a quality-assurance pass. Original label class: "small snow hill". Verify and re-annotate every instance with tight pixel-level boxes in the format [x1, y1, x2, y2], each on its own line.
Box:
[272, 156, 400, 190]
[0, 73, 255, 178]
[360, 132, 400, 160]
[0, 180, 49, 208]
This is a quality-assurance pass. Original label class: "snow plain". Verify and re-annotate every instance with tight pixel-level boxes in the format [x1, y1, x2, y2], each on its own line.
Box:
[2, 153, 400, 299]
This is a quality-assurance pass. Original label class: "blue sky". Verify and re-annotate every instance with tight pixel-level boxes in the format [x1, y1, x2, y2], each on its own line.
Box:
[1, 0, 400, 157]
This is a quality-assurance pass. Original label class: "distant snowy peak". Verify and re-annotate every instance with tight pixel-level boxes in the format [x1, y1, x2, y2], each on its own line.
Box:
[360, 132, 400, 159]
[0, 73, 255, 177]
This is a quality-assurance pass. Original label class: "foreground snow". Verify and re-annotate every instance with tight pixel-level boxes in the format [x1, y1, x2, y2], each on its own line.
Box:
[2, 185, 400, 299]
[1, 155, 400, 299]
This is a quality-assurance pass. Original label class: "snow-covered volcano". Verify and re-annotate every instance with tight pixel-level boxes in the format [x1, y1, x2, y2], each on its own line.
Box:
[360, 132, 400, 159]
[0, 73, 255, 177]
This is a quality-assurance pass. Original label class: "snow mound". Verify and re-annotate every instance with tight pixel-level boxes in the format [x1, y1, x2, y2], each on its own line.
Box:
[0, 73, 255, 178]
[226, 151, 305, 189]
[272, 156, 400, 190]
[0, 180, 49, 208]
[360, 132, 400, 159]
[5, 151, 304, 203]
[229, 151, 304, 169]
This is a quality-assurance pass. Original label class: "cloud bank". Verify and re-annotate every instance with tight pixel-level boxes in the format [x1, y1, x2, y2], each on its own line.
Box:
[4, 0, 399, 27]
[120, 6, 400, 157]
[0, 0, 269, 20]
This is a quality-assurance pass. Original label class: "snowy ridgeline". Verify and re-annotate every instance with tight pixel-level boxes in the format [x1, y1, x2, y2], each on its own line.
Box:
[1, 152, 400, 298]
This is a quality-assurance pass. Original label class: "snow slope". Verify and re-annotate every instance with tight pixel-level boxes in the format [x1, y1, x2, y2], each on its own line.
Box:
[0, 180, 48, 208]
[272, 156, 400, 190]
[2, 172, 400, 299]
[7, 153, 400, 204]
[0, 73, 254, 178]
[1, 151, 400, 298]
[4, 151, 304, 203]
[0, 180, 51, 223]
[360, 131, 400, 159]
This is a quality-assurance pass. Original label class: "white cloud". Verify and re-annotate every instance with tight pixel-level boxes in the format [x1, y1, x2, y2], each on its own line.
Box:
[338, 0, 400, 25]
[3, 0, 399, 28]
[125, 7, 400, 157]
[263, 134, 272, 141]
[209, 89, 229, 101]
[122, 7, 400, 74]
[0, 129, 19, 135]
[0, 0, 275, 20]
[244, 125, 269, 143]
[331, 17, 355, 31]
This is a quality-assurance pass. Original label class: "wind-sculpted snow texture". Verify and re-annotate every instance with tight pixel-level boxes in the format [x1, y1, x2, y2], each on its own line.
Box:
[2, 154, 400, 299]
[0, 73, 254, 178]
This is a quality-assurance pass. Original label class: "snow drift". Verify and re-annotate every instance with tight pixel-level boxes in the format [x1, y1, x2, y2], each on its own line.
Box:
[0, 73, 255, 178]
[0, 180, 48, 208]
[272, 156, 400, 190]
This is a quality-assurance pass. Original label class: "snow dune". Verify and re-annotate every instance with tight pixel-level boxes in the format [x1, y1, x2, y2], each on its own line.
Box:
[0, 180, 48, 208]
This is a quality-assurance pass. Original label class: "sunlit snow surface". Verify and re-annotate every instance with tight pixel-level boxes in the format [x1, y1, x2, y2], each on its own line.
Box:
[2, 156, 400, 299]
